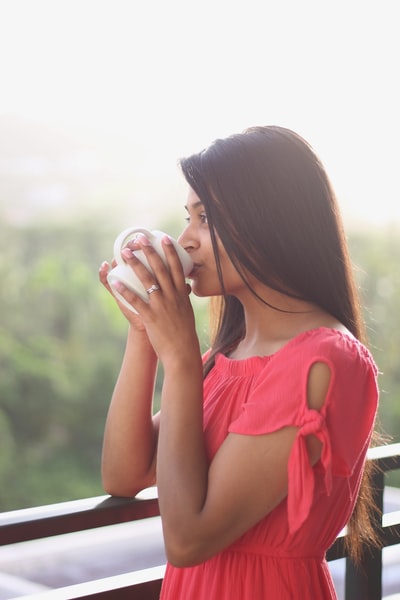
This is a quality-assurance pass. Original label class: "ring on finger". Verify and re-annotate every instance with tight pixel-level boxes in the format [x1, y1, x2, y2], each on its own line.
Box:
[146, 283, 161, 295]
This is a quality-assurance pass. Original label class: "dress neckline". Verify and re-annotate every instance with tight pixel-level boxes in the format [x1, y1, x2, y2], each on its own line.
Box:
[213, 327, 358, 376]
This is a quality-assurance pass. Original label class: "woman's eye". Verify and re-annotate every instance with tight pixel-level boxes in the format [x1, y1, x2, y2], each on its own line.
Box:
[184, 213, 208, 225]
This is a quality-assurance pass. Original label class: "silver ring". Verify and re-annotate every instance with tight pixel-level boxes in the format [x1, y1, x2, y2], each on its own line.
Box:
[146, 284, 161, 295]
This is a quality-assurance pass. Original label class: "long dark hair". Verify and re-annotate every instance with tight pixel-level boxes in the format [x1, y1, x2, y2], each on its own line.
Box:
[180, 125, 379, 562]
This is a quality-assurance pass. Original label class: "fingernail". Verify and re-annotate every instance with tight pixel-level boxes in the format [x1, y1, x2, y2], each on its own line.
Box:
[114, 281, 126, 292]
[122, 248, 133, 259]
[163, 235, 172, 245]
[138, 235, 151, 246]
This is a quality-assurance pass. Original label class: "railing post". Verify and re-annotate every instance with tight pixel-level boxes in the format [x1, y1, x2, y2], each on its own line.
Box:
[345, 547, 382, 600]
[344, 468, 384, 600]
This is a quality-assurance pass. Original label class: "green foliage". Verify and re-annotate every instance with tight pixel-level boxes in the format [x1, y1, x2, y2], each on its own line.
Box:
[0, 220, 399, 509]
[0, 221, 130, 509]
[348, 227, 400, 485]
[349, 228, 400, 441]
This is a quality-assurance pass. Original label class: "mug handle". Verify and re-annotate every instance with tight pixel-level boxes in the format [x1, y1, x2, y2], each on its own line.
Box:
[113, 227, 153, 265]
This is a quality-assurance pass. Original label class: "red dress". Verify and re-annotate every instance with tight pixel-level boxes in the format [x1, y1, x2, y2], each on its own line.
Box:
[160, 328, 379, 599]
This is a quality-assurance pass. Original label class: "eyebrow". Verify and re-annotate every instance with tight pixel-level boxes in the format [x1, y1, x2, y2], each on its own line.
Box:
[184, 200, 204, 211]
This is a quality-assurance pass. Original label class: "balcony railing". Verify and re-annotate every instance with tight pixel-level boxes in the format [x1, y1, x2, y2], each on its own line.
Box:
[1, 443, 399, 600]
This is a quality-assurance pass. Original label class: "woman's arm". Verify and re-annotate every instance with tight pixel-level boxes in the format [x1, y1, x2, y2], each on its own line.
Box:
[99, 260, 160, 497]
[101, 326, 160, 496]
[157, 362, 328, 567]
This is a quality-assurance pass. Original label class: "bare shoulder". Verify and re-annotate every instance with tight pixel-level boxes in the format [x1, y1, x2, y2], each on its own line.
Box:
[306, 361, 331, 411]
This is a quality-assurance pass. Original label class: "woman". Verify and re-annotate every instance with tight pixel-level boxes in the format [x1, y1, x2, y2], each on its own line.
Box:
[99, 126, 379, 599]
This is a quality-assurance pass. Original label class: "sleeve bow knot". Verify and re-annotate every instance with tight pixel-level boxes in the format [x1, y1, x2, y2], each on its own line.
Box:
[287, 409, 332, 534]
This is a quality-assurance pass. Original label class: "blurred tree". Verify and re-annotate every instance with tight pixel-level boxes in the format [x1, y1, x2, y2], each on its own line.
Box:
[349, 227, 400, 485]
[350, 228, 400, 440]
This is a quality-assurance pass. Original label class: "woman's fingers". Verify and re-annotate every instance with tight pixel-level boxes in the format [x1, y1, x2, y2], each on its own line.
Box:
[108, 235, 192, 328]
[121, 245, 162, 291]
[124, 236, 187, 295]
[98, 257, 145, 315]
[160, 236, 189, 291]
[99, 261, 111, 289]
[137, 235, 188, 293]
[111, 280, 151, 313]
[115, 246, 163, 314]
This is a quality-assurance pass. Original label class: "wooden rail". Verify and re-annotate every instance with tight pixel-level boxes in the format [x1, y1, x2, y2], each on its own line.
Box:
[1, 444, 400, 599]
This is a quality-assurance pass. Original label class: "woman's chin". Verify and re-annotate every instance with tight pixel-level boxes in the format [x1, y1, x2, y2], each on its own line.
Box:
[189, 280, 210, 298]
[190, 285, 206, 298]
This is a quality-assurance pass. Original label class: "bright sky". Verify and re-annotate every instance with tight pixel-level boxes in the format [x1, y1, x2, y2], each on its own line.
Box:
[0, 0, 399, 226]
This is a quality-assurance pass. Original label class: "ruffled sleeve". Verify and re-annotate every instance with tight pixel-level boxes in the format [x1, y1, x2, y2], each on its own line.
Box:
[228, 328, 379, 534]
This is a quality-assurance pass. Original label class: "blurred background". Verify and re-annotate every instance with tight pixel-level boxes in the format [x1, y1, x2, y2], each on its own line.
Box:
[0, 0, 399, 511]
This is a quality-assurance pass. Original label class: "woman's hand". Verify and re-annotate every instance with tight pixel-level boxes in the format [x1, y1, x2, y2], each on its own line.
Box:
[114, 235, 200, 366]
[100, 249, 160, 496]
[98, 257, 148, 334]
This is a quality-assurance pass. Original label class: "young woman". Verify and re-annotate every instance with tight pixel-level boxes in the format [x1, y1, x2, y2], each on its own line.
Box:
[99, 126, 379, 599]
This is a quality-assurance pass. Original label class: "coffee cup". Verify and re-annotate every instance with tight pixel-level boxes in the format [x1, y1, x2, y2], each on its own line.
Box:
[107, 227, 193, 313]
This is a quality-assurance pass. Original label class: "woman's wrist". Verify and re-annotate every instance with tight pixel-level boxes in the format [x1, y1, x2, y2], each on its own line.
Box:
[162, 344, 203, 378]
[127, 325, 157, 357]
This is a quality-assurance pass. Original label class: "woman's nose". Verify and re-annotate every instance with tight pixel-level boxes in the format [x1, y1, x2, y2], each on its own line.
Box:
[178, 226, 197, 251]
[177, 228, 189, 249]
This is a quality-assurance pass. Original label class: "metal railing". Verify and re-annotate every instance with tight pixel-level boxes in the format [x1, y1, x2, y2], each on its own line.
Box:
[1, 443, 399, 599]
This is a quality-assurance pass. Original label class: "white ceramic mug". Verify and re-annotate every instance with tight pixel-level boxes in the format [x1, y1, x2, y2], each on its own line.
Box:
[107, 227, 193, 313]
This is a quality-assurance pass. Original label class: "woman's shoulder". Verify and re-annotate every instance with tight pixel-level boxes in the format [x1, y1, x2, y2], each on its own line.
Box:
[227, 325, 378, 443]
[278, 326, 377, 371]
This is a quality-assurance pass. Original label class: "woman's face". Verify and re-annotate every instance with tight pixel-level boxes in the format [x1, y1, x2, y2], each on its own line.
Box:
[178, 188, 244, 298]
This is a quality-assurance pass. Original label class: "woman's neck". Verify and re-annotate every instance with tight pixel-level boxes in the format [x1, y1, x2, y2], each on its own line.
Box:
[229, 285, 343, 359]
